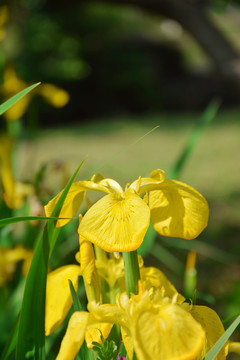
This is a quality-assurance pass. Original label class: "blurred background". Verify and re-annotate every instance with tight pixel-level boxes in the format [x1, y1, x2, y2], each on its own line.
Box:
[0, 0, 240, 357]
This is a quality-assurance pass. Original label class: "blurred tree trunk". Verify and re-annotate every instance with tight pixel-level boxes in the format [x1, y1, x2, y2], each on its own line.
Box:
[89, 0, 240, 90]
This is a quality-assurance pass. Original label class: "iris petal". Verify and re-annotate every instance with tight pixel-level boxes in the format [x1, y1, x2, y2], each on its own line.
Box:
[45, 265, 81, 335]
[189, 305, 227, 360]
[129, 169, 165, 196]
[79, 193, 150, 252]
[85, 323, 113, 348]
[135, 304, 205, 360]
[149, 179, 209, 239]
[140, 266, 185, 303]
[56, 311, 89, 360]
[44, 180, 110, 227]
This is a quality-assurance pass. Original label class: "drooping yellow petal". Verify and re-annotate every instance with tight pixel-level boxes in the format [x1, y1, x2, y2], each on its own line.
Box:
[140, 266, 185, 304]
[85, 322, 113, 348]
[134, 303, 205, 360]
[56, 311, 89, 360]
[37, 84, 70, 108]
[79, 235, 95, 275]
[79, 192, 151, 252]
[79, 235, 100, 303]
[44, 180, 110, 227]
[0, 136, 21, 208]
[0, 135, 35, 208]
[44, 183, 85, 227]
[45, 265, 81, 335]
[189, 305, 227, 360]
[149, 179, 209, 240]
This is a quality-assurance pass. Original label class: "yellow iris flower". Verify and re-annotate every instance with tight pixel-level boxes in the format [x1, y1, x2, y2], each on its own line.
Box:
[56, 284, 239, 360]
[45, 255, 239, 360]
[45, 169, 209, 252]
[45, 264, 82, 335]
[45, 253, 182, 339]
[0, 67, 70, 121]
[0, 135, 34, 209]
[0, 245, 33, 287]
[56, 287, 213, 360]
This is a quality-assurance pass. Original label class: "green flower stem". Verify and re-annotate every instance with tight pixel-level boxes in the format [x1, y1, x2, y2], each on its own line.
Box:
[94, 245, 110, 303]
[123, 250, 140, 296]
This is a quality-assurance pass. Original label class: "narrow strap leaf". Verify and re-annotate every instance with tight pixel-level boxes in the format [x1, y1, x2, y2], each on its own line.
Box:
[0, 216, 70, 228]
[69, 279, 83, 311]
[0, 83, 40, 115]
[204, 314, 240, 360]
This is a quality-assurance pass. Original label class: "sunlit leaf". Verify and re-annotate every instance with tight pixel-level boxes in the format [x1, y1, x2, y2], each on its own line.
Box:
[0, 216, 70, 228]
[0, 83, 40, 115]
[204, 314, 240, 360]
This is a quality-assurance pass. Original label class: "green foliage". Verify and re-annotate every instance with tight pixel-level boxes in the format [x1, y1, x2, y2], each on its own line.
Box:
[0, 216, 68, 228]
[0, 83, 40, 116]
[69, 279, 83, 312]
[92, 333, 118, 360]
[0, 320, 19, 360]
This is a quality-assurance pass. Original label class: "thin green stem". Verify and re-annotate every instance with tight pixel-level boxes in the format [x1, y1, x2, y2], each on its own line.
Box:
[123, 251, 140, 296]
[94, 245, 110, 303]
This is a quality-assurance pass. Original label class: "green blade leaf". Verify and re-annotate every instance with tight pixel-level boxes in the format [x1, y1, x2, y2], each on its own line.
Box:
[15, 161, 84, 360]
[0, 317, 19, 360]
[0, 83, 40, 115]
[204, 314, 240, 360]
[170, 99, 220, 178]
[0, 216, 70, 228]
[69, 279, 82, 311]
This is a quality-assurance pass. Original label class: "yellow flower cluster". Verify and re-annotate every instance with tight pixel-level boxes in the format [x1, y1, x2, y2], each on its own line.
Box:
[45, 255, 239, 360]
[44, 170, 239, 359]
